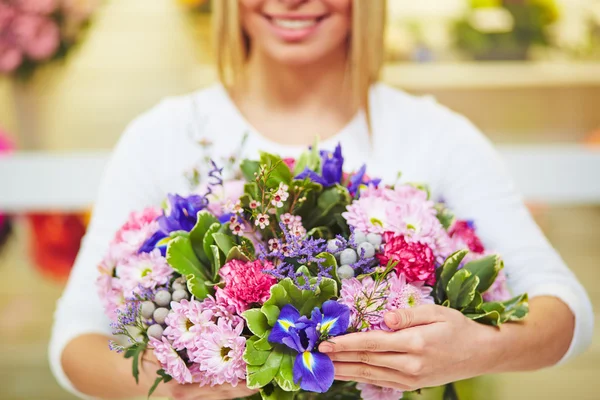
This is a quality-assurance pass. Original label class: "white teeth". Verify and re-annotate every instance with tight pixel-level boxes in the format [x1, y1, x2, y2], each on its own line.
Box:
[272, 18, 317, 30]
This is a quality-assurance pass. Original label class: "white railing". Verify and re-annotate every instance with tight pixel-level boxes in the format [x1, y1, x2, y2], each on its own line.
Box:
[1, 145, 599, 212]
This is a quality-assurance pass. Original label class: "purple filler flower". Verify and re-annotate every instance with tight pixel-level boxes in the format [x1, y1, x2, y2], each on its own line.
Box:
[268, 302, 350, 393]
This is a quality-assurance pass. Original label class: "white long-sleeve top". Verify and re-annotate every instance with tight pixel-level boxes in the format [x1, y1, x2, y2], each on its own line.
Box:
[49, 83, 594, 398]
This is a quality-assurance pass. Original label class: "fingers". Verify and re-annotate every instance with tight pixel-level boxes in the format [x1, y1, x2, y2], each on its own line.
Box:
[335, 375, 410, 392]
[384, 304, 444, 331]
[333, 362, 420, 390]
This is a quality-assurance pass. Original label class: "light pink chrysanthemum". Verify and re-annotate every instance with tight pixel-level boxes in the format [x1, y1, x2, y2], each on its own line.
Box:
[116, 249, 172, 297]
[190, 320, 247, 386]
[149, 336, 193, 384]
[357, 383, 404, 400]
[164, 299, 216, 351]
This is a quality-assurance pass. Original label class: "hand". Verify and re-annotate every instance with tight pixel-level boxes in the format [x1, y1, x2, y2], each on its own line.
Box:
[141, 351, 259, 400]
[318, 305, 496, 392]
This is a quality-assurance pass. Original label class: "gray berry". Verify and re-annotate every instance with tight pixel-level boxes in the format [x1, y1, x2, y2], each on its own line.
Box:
[172, 289, 189, 302]
[153, 307, 169, 325]
[147, 324, 164, 340]
[357, 242, 375, 258]
[353, 231, 367, 244]
[337, 265, 355, 279]
[140, 301, 156, 319]
[327, 239, 342, 253]
[339, 248, 358, 265]
[154, 290, 171, 307]
[367, 233, 382, 248]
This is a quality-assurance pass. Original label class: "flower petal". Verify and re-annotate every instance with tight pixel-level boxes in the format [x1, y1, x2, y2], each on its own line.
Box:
[268, 304, 301, 345]
[293, 351, 335, 393]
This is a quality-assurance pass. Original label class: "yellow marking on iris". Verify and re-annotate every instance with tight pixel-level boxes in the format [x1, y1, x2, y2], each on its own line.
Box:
[302, 351, 314, 373]
[278, 320, 294, 331]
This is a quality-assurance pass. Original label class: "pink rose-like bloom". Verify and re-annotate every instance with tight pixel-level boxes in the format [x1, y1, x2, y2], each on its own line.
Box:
[483, 269, 511, 302]
[164, 299, 216, 351]
[13, 14, 60, 61]
[449, 220, 485, 254]
[215, 259, 276, 314]
[357, 383, 404, 400]
[190, 319, 246, 386]
[377, 232, 437, 285]
[116, 250, 173, 298]
[149, 336, 193, 384]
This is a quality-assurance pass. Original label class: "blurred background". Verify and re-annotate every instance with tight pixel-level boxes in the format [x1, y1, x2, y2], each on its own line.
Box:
[0, 0, 599, 399]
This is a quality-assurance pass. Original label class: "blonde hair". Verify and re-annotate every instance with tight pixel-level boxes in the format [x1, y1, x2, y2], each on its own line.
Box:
[213, 0, 386, 113]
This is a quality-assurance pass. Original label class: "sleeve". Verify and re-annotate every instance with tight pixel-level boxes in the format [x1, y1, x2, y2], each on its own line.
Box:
[48, 103, 170, 398]
[433, 112, 594, 365]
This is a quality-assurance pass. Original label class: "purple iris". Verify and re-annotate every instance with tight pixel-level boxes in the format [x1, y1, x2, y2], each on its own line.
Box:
[139, 194, 207, 255]
[347, 164, 382, 196]
[269, 301, 350, 393]
[295, 143, 344, 187]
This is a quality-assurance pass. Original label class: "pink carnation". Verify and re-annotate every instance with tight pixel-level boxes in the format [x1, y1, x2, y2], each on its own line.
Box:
[149, 336, 193, 384]
[116, 250, 173, 298]
[189, 319, 246, 386]
[377, 232, 437, 285]
[215, 259, 276, 314]
[357, 383, 404, 400]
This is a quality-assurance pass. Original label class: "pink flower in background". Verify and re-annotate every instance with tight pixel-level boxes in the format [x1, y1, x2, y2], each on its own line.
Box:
[117, 250, 172, 297]
[13, 14, 60, 61]
[149, 336, 194, 384]
[215, 259, 276, 314]
[164, 299, 216, 351]
[357, 383, 404, 400]
[190, 319, 246, 386]
[16, 0, 59, 15]
[377, 232, 437, 285]
[449, 220, 485, 254]
[483, 269, 511, 302]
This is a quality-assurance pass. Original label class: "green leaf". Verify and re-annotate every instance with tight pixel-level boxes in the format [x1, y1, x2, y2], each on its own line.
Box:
[189, 211, 219, 267]
[186, 273, 212, 299]
[274, 350, 300, 392]
[244, 337, 272, 366]
[123, 341, 146, 384]
[463, 254, 503, 293]
[261, 305, 281, 327]
[446, 269, 480, 309]
[166, 237, 208, 281]
[244, 309, 270, 337]
[147, 369, 172, 399]
[247, 346, 284, 389]
[260, 152, 292, 187]
[226, 246, 251, 263]
[241, 160, 261, 182]
[212, 232, 235, 256]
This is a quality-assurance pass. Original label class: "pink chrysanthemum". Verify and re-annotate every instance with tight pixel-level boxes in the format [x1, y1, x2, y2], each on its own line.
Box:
[387, 274, 434, 310]
[357, 383, 404, 400]
[190, 319, 247, 386]
[116, 249, 173, 297]
[149, 336, 193, 384]
[215, 259, 276, 314]
[377, 233, 437, 285]
[164, 299, 216, 351]
[483, 269, 511, 302]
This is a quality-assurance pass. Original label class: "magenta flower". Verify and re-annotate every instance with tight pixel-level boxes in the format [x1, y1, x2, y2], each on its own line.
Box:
[215, 259, 276, 314]
[190, 319, 247, 386]
[149, 336, 194, 384]
[357, 383, 404, 400]
[377, 233, 437, 285]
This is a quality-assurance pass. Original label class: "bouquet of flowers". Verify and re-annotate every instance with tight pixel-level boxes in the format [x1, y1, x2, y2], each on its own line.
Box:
[97, 143, 528, 399]
[0, 0, 100, 77]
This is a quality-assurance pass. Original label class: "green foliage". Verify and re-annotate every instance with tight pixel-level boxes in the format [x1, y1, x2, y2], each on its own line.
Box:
[435, 251, 529, 327]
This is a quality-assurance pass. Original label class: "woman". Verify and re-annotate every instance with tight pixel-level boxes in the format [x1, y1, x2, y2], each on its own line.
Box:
[50, 0, 593, 399]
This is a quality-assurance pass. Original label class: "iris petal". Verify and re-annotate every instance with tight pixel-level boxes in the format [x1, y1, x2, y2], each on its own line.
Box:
[268, 304, 301, 345]
[293, 351, 335, 393]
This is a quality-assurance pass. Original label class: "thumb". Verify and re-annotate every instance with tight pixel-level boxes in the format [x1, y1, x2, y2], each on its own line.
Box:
[384, 305, 441, 330]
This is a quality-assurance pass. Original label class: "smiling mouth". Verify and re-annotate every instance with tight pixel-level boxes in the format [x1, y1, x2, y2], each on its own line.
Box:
[264, 15, 329, 30]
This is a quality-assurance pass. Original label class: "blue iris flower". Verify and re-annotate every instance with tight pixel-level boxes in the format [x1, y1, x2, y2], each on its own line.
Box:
[269, 301, 350, 393]
[295, 143, 344, 188]
[140, 194, 207, 255]
[347, 164, 382, 196]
